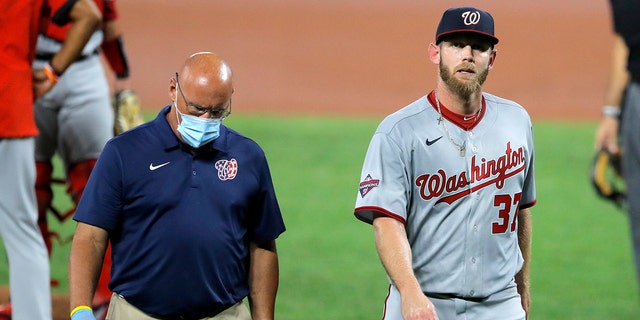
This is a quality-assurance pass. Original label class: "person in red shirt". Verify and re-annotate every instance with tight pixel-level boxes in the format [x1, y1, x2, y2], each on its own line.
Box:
[32, 1, 134, 318]
[0, 0, 100, 319]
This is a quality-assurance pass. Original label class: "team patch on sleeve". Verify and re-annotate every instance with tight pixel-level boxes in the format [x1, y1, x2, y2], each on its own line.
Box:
[359, 174, 380, 198]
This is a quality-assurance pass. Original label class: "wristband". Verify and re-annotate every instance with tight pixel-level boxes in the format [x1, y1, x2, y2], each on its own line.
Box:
[70, 305, 92, 318]
[602, 105, 621, 118]
[42, 62, 59, 85]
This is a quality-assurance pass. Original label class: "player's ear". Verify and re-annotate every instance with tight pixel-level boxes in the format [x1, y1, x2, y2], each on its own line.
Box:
[428, 42, 440, 64]
[488, 49, 497, 70]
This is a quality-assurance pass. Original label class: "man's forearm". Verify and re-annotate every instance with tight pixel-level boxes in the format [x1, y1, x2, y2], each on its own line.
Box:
[516, 208, 532, 317]
[69, 223, 109, 311]
[248, 240, 279, 320]
[373, 217, 422, 296]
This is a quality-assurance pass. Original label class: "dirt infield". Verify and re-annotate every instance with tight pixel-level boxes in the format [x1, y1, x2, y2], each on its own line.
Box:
[117, 0, 613, 120]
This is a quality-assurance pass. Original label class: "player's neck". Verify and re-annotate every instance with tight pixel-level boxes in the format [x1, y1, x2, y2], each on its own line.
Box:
[434, 85, 483, 115]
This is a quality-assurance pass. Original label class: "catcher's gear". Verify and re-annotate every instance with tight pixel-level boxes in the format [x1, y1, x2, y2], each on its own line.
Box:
[36, 161, 55, 256]
[590, 149, 626, 207]
[0, 304, 11, 320]
[112, 89, 144, 135]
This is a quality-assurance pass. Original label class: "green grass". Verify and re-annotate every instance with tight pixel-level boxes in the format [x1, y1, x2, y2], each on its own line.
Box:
[1, 116, 638, 319]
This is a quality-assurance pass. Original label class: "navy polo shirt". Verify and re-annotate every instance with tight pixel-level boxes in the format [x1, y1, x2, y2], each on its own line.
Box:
[74, 105, 286, 319]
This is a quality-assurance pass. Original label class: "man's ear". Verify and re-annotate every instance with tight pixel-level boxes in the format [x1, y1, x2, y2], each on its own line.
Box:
[428, 42, 440, 65]
[168, 77, 177, 102]
[488, 49, 497, 70]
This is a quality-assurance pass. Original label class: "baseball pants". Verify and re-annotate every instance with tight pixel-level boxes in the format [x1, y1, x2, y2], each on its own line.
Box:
[33, 55, 113, 169]
[621, 81, 640, 289]
[0, 138, 51, 320]
[105, 293, 251, 320]
[382, 281, 525, 320]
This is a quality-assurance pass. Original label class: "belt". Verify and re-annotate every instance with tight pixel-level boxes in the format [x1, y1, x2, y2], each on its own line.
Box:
[424, 292, 487, 303]
[149, 303, 236, 320]
[35, 49, 99, 62]
[115, 292, 236, 320]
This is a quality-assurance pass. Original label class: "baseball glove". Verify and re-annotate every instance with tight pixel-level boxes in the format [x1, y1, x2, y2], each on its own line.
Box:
[590, 149, 626, 207]
[112, 89, 144, 135]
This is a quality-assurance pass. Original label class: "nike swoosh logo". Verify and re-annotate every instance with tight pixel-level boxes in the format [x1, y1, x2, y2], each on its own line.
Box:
[149, 162, 170, 171]
[426, 136, 443, 146]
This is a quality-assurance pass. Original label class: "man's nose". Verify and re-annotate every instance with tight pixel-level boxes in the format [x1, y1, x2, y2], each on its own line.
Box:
[461, 45, 474, 61]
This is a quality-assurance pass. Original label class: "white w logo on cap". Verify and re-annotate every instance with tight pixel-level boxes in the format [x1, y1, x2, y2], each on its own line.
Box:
[462, 11, 481, 25]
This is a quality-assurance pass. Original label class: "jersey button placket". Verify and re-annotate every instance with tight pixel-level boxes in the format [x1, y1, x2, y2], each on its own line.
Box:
[468, 131, 478, 154]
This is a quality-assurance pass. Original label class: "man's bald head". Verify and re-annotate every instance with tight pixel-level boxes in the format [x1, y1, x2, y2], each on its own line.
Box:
[178, 52, 233, 93]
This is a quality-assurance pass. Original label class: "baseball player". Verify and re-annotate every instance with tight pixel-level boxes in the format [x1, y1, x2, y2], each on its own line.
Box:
[32, 0, 132, 317]
[0, 0, 100, 319]
[354, 7, 536, 320]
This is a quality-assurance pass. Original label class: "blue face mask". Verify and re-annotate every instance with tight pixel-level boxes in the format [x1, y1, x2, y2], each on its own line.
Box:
[175, 102, 221, 148]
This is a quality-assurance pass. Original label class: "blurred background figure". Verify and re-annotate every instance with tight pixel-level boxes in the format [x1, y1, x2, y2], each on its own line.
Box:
[594, 0, 640, 294]
[32, 0, 139, 318]
[0, 0, 100, 319]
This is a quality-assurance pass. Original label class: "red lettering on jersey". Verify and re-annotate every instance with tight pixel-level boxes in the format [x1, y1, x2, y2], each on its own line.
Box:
[415, 142, 526, 204]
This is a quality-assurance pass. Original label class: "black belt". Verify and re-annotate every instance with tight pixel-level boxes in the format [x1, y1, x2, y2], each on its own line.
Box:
[150, 303, 236, 320]
[425, 292, 487, 303]
[35, 49, 99, 62]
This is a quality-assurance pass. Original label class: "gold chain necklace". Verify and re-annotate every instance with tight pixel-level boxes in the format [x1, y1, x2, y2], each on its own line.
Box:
[435, 90, 466, 157]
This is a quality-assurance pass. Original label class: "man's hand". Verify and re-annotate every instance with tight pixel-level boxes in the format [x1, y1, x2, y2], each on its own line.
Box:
[32, 68, 55, 100]
[595, 116, 620, 154]
[401, 293, 439, 320]
[70, 308, 96, 320]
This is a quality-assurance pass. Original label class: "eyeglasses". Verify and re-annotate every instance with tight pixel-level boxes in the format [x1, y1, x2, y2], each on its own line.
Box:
[175, 72, 232, 119]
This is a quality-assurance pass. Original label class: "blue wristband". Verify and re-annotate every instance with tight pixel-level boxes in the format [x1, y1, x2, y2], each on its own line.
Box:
[71, 309, 96, 320]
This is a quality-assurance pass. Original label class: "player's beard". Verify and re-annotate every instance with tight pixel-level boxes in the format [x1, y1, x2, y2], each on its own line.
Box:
[439, 61, 489, 99]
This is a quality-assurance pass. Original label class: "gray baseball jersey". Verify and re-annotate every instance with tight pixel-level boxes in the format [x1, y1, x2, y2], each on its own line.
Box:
[355, 91, 536, 300]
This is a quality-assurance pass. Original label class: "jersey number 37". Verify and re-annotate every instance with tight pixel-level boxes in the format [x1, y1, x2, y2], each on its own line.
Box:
[492, 193, 522, 234]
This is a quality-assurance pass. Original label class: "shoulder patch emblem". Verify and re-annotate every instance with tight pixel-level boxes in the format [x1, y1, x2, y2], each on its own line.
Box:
[359, 174, 380, 198]
[215, 158, 238, 181]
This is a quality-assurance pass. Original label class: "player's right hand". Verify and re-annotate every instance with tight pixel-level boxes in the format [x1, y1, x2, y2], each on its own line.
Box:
[70, 309, 96, 320]
[401, 294, 439, 320]
[32, 68, 55, 101]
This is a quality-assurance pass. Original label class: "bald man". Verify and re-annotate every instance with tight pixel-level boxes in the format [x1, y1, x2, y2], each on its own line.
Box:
[68, 52, 286, 320]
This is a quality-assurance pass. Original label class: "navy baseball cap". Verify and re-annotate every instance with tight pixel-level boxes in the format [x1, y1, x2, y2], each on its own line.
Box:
[435, 7, 499, 45]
